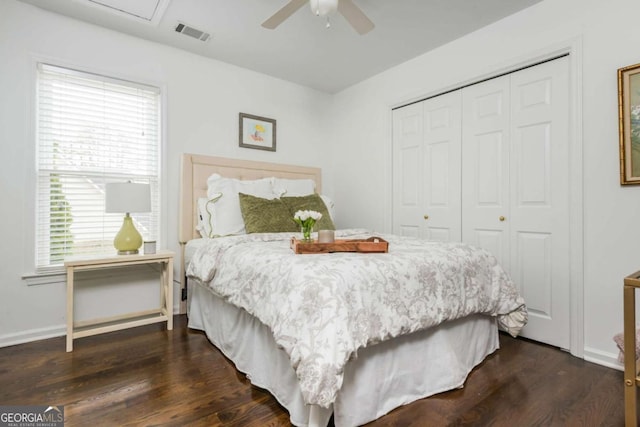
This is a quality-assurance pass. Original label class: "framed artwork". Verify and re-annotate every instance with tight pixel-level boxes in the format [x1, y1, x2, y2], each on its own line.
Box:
[618, 62, 640, 185]
[239, 113, 276, 152]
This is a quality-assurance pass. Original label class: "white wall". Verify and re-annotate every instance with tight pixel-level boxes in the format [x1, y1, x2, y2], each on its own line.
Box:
[0, 0, 332, 346]
[328, 0, 640, 367]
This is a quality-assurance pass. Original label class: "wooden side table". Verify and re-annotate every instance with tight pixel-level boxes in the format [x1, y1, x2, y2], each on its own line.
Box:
[65, 250, 174, 352]
[624, 270, 640, 426]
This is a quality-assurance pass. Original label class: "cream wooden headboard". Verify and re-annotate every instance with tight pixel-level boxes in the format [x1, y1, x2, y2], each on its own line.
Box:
[179, 153, 322, 243]
[178, 153, 322, 311]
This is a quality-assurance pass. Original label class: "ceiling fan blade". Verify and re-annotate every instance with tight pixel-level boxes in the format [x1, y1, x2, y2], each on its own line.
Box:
[262, 0, 308, 29]
[338, 0, 374, 35]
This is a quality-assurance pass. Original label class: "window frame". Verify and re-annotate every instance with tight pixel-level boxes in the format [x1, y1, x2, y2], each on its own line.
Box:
[25, 58, 167, 279]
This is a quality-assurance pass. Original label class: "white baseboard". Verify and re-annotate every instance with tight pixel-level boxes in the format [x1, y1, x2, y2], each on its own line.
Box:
[583, 346, 623, 371]
[0, 305, 180, 349]
[0, 324, 66, 348]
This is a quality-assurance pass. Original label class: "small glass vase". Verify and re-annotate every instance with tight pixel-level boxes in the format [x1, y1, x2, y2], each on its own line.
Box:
[301, 223, 314, 242]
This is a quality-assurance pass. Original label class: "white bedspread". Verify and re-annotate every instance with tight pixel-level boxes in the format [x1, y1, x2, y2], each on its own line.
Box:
[187, 229, 527, 408]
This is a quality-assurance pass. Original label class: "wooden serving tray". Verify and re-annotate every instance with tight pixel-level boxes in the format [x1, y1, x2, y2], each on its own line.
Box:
[290, 236, 389, 254]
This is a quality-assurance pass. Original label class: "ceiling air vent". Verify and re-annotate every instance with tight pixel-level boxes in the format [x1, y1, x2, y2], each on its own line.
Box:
[175, 22, 211, 42]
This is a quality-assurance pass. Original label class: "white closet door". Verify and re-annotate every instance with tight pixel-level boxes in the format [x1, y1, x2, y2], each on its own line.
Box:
[392, 103, 423, 238]
[393, 56, 571, 349]
[509, 57, 570, 348]
[422, 90, 462, 241]
[462, 57, 571, 348]
[461, 76, 511, 270]
[392, 92, 461, 240]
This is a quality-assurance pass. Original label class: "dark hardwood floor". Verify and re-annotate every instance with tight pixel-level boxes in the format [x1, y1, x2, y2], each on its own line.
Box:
[0, 315, 626, 426]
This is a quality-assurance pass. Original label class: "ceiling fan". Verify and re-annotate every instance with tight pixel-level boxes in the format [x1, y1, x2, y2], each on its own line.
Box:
[262, 0, 375, 35]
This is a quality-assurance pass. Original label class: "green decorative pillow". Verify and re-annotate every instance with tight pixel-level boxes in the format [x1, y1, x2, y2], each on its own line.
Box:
[238, 193, 298, 233]
[281, 193, 336, 231]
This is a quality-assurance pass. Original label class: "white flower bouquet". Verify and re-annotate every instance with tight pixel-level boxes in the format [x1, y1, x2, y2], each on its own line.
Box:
[293, 210, 322, 242]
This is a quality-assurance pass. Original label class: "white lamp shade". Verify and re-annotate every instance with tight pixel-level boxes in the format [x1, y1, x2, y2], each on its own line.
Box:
[105, 182, 151, 213]
[309, 0, 338, 16]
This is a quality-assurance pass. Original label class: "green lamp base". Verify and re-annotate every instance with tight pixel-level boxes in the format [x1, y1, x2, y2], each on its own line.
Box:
[114, 213, 143, 255]
[117, 249, 139, 255]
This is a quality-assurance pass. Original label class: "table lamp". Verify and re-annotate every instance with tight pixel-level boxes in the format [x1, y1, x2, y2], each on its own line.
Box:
[105, 182, 151, 255]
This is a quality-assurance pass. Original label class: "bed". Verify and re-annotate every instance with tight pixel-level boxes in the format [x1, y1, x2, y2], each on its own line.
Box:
[178, 153, 527, 427]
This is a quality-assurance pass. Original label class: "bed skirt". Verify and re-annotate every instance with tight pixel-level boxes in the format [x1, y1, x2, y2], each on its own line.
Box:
[188, 280, 499, 427]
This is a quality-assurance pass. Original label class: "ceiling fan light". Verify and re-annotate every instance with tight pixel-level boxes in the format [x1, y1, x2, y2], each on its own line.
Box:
[309, 0, 338, 17]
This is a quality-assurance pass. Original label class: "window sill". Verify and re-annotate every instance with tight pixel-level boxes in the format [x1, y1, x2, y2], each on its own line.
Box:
[22, 263, 161, 286]
[22, 270, 66, 286]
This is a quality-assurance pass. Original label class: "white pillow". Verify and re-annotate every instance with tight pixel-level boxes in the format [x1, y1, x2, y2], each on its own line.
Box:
[206, 174, 276, 236]
[196, 194, 222, 238]
[320, 194, 335, 221]
[273, 178, 316, 197]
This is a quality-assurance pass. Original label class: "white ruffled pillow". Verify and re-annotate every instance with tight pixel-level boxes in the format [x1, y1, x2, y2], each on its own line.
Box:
[205, 174, 276, 236]
[195, 194, 222, 238]
[273, 178, 316, 197]
[320, 194, 335, 222]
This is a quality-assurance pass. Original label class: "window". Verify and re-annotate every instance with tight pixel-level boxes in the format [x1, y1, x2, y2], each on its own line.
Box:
[36, 63, 161, 271]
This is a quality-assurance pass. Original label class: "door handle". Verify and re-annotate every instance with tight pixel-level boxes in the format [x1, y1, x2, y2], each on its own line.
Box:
[499, 216, 506, 222]
[423, 214, 429, 220]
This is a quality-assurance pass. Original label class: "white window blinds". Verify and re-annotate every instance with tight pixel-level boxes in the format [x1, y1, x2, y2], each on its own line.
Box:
[36, 63, 161, 271]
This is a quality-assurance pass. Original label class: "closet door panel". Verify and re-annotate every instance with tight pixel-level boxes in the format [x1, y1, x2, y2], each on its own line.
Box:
[517, 123, 551, 207]
[425, 141, 452, 241]
[401, 150, 420, 205]
[462, 77, 510, 269]
[392, 103, 423, 237]
[423, 90, 462, 242]
[516, 231, 552, 316]
[475, 132, 505, 204]
[510, 57, 570, 348]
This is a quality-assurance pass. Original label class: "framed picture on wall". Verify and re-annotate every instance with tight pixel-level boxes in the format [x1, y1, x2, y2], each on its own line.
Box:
[618, 62, 640, 185]
[239, 113, 276, 152]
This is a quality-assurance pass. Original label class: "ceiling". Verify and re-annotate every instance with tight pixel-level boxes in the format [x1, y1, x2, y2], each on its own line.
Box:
[18, 0, 543, 93]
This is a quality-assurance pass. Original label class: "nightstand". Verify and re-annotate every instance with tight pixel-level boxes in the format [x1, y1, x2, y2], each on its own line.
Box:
[65, 250, 174, 352]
